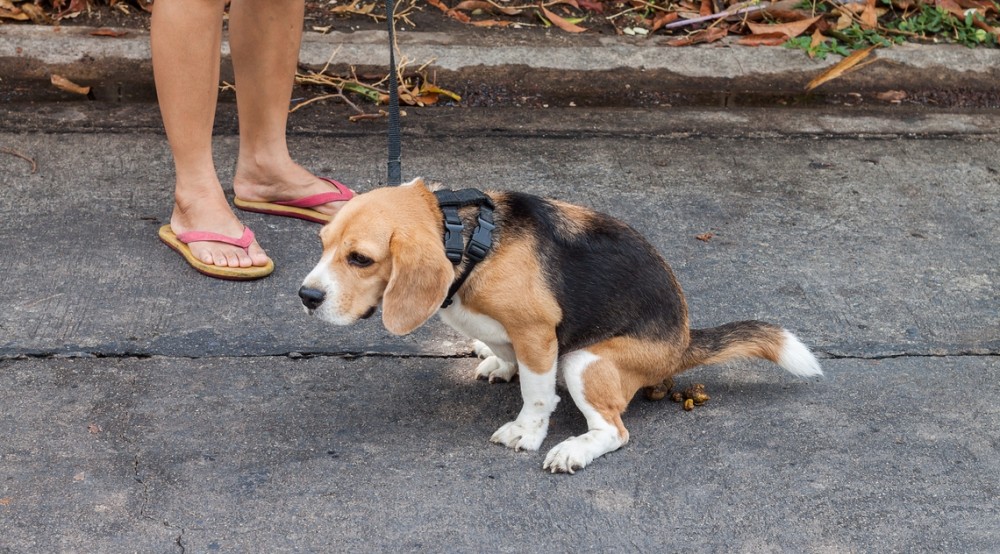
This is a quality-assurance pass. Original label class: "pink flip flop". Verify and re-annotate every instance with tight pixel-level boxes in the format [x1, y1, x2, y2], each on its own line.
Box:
[233, 177, 354, 224]
[158, 224, 274, 280]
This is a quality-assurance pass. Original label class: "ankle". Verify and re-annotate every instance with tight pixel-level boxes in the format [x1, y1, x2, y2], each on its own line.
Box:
[236, 146, 294, 180]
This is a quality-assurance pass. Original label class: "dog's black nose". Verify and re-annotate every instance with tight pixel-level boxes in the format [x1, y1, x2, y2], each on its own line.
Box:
[298, 287, 326, 310]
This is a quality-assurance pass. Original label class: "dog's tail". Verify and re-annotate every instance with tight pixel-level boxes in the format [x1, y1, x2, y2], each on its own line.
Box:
[681, 321, 822, 377]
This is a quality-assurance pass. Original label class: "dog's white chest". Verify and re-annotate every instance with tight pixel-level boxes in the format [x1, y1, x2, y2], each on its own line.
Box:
[439, 298, 511, 345]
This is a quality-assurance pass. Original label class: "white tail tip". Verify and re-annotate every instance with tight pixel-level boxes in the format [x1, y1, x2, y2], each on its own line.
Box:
[778, 330, 823, 377]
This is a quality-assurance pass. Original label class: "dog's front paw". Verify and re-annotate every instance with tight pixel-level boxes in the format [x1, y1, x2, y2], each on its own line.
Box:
[475, 356, 518, 383]
[491, 419, 549, 452]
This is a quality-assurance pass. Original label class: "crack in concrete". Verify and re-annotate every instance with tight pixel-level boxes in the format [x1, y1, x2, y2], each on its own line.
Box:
[119, 375, 187, 554]
[3, 349, 997, 362]
[820, 351, 1000, 360]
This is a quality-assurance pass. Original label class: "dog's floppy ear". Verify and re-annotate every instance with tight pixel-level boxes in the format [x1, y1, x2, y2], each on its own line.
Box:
[381, 229, 453, 335]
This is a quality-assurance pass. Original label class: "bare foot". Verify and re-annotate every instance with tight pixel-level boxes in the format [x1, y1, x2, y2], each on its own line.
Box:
[233, 157, 352, 219]
[170, 182, 270, 268]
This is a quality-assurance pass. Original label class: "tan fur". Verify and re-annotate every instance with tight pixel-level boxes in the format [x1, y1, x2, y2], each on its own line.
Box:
[549, 199, 595, 237]
[458, 232, 563, 374]
[312, 181, 455, 334]
[588, 336, 690, 403]
[680, 326, 786, 371]
[694, 337, 783, 368]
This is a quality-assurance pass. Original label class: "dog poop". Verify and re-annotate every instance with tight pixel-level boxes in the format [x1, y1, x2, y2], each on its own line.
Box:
[648, 379, 711, 411]
[671, 383, 711, 411]
[644, 377, 675, 401]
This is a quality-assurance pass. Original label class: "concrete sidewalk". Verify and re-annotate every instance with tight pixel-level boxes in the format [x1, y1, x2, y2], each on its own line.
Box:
[2, 355, 997, 552]
[1, 104, 998, 551]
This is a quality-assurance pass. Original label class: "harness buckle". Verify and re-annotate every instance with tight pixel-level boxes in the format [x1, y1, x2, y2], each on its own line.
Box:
[442, 215, 465, 264]
[466, 217, 495, 262]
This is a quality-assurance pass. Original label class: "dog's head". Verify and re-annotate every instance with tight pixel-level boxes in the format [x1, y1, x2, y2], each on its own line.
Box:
[299, 178, 454, 335]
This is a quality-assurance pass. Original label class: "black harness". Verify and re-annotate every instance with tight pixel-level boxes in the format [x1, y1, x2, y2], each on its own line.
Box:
[434, 189, 496, 308]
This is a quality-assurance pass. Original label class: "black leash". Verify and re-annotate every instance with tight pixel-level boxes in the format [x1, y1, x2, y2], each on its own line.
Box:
[434, 189, 496, 308]
[386, 0, 402, 185]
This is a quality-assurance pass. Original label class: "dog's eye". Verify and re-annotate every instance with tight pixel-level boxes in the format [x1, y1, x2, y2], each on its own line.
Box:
[347, 252, 374, 268]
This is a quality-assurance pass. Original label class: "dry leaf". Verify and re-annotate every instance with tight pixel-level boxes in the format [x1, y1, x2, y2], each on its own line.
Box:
[955, 0, 997, 12]
[935, 0, 967, 19]
[471, 19, 515, 26]
[578, 0, 605, 12]
[540, 3, 587, 33]
[738, 32, 791, 46]
[696, 232, 714, 242]
[51, 75, 91, 96]
[453, 0, 522, 15]
[747, 15, 821, 38]
[651, 11, 679, 32]
[0, 497, 11, 507]
[806, 44, 877, 91]
[666, 26, 728, 46]
[808, 28, 826, 58]
[0, 3, 29, 21]
[88, 423, 102, 434]
[833, 10, 854, 30]
[90, 28, 128, 38]
[421, 84, 462, 102]
[699, 0, 712, 16]
[312, 25, 333, 33]
[18, 2, 50, 23]
[860, 0, 878, 29]
[450, 9, 472, 22]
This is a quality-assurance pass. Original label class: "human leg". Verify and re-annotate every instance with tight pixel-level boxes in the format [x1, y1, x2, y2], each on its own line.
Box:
[151, 0, 269, 269]
[228, 0, 352, 221]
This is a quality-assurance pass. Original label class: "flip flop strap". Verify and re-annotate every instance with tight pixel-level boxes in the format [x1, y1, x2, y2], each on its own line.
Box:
[175, 227, 255, 250]
[273, 178, 353, 208]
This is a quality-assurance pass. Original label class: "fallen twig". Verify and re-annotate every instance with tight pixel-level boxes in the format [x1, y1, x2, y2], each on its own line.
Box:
[0, 147, 38, 173]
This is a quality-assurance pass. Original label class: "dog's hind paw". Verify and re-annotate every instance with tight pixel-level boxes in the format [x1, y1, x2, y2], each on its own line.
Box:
[475, 356, 518, 383]
[472, 340, 494, 359]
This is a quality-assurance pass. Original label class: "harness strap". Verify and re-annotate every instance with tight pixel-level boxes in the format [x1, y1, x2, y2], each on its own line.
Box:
[433, 189, 496, 308]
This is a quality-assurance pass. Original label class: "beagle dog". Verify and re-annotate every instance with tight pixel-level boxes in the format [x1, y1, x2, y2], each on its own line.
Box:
[299, 178, 822, 473]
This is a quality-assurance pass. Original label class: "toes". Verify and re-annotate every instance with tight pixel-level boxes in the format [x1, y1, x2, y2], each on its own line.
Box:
[191, 242, 263, 268]
[473, 340, 494, 358]
[542, 431, 624, 474]
[475, 356, 518, 383]
[247, 241, 270, 267]
[224, 250, 241, 268]
[491, 420, 548, 452]
[316, 200, 349, 218]
[542, 439, 588, 474]
[212, 251, 228, 268]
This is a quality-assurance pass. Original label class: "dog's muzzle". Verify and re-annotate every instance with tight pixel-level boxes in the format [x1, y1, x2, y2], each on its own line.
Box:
[298, 286, 326, 310]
